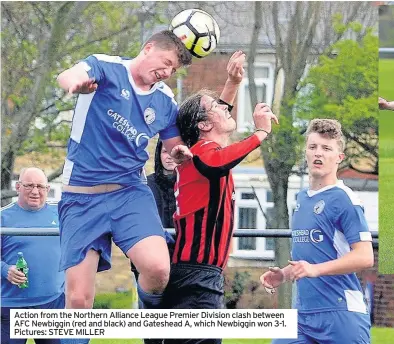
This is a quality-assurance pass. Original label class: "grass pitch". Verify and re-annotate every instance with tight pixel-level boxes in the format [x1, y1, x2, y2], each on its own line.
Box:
[25, 327, 394, 343]
[379, 58, 394, 274]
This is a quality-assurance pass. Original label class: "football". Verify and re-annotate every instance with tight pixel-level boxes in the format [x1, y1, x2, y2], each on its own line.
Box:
[169, 9, 220, 58]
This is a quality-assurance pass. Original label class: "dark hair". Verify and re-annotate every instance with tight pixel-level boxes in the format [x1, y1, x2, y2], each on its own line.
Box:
[176, 89, 218, 147]
[144, 30, 192, 67]
[305, 119, 346, 152]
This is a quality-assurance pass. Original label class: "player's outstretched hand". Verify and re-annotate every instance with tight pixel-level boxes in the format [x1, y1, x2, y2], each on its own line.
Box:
[170, 144, 193, 164]
[7, 265, 27, 286]
[227, 50, 246, 85]
[288, 260, 320, 281]
[379, 97, 394, 111]
[260, 267, 285, 294]
[69, 78, 98, 95]
[253, 103, 279, 134]
[379, 97, 388, 110]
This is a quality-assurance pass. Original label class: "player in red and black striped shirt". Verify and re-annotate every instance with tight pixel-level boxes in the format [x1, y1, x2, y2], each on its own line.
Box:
[162, 66, 278, 344]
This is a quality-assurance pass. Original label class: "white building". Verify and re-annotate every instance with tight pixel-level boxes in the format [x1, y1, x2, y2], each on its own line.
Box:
[10, 167, 377, 267]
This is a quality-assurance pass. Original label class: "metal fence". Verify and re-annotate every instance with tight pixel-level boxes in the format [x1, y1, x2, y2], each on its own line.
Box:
[379, 47, 394, 58]
[0, 227, 379, 248]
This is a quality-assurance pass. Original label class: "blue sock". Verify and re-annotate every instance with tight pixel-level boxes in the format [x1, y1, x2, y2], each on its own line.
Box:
[137, 282, 163, 309]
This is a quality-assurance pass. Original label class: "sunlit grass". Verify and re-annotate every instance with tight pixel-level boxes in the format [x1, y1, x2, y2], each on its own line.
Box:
[379, 57, 394, 273]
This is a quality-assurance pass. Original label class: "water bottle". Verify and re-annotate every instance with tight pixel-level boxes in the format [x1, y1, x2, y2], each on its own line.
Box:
[15, 252, 28, 289]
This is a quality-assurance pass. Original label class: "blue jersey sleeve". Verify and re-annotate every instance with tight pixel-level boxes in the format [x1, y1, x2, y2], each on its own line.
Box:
[159, 105, 180, 140]
[335, 192, 371, 245]
[1, 210, 11, 279]
[1, 261, 10, 279]
[79, 54, 107, 84]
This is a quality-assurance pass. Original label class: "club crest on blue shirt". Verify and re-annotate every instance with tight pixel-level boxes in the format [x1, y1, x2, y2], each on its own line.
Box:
[309, 229, 324, 243]
[313, 200, 325, 214]
[144, 107, 156, 124]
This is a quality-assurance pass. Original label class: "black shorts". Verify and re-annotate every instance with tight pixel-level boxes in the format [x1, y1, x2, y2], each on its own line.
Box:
[163, 263, 223, 344]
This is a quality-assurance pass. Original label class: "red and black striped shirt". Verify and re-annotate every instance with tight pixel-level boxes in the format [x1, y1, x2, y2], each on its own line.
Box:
[172, 134, 261, 269]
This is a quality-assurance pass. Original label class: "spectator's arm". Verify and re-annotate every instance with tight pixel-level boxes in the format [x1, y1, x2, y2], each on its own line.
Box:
[1, 261, 11, 279]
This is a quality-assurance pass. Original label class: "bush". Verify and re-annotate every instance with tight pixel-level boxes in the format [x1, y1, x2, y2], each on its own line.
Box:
[224, 271, 251, 309]
[93, 291, 136, 309]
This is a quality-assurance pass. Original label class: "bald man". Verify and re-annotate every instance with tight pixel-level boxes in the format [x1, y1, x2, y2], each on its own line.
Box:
[1, 167, 65, 344]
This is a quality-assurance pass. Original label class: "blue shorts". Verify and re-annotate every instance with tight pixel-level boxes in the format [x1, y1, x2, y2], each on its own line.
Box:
[1, 293, 65, 344]
[58, 184, 165, 272]
[272, 310, 371, 344]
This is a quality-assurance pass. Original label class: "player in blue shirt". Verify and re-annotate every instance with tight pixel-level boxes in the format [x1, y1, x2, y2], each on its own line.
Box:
[56, 29, 243, 323]
[1, 167, 64, 344]
[260, 119, 374, 343]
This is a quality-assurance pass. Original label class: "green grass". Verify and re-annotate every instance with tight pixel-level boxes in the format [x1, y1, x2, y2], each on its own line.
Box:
[379, 58, 394, 274]
[93, 291, 136, 309]
[379, 59, 394, 99]
[25, 327, 394, 344]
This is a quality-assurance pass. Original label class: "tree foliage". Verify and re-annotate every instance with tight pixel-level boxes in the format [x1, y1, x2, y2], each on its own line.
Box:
[246, 2, 376, 308]
[1, 1, 165, 200]
[297, 28, 378, 174]
[165, 1, 377, 309]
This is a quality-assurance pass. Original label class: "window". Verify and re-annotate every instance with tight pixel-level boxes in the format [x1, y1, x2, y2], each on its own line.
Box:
[232, 188, 275, 259]
[237, 64, 274, 132]
[241, 192, 255, 200]
[48, 188, 55, 198]
[238, 207, 257, 250]
[266, 190, 273, 202]
[243, 83, 267, 124]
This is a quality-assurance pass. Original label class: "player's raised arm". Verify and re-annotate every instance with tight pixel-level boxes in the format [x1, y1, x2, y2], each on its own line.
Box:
[57, 62, 97, 95]
[218, 51, 246, 108]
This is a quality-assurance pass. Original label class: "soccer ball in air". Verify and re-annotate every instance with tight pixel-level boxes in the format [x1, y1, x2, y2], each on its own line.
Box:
[169, 9, 220, 58]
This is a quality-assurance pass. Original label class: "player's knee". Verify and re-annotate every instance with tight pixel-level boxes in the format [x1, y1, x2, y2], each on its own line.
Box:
[67, 290, 95, 309]
[151, 263, 170, 286]
[142, 263, 170, 290]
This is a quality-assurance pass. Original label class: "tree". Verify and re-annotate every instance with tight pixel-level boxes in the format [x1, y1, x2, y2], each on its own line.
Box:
[379, 5, 394, 48]
[245, 2, 377, 308]
[1, 1, 165, 203]
[162, 1, 377, 308]
[297, 28, 378, 175]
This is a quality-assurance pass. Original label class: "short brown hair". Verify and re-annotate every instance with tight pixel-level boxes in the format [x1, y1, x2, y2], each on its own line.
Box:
[144, 30, 192, 67]
[305, 119, 346, 152]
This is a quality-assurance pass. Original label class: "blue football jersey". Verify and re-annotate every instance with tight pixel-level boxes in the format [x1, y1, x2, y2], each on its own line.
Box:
[292, 181, 372, 314]
[62, 54, 180, 186]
